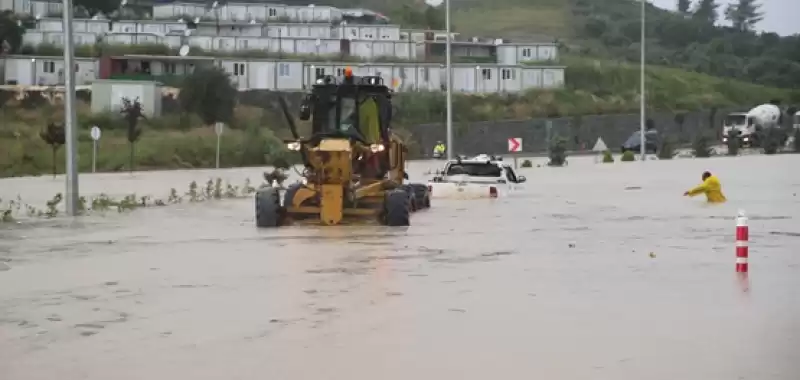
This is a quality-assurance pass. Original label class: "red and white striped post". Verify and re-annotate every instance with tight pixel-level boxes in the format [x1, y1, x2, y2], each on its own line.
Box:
[736, 210, 749, 273]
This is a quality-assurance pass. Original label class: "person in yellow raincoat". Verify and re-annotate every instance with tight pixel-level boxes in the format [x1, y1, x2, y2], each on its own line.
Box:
[684, 171, 727, 203]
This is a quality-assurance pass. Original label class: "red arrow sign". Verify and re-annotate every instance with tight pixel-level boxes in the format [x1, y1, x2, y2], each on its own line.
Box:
[508, 137, 522, 152]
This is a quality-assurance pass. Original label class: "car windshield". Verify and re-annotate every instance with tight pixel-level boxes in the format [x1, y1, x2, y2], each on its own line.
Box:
[445, 162, 502, 177]
[725, 114, 746, 125]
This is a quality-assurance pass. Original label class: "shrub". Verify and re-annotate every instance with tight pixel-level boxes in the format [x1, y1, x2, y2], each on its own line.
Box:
[602, 150, 614, 163]
[620, 150, 636, 161]
[657, 138, 675, 160]
[692, 134, 712, 158]
[760, 128, 786, 155]
[547, 136, 568, 167]
[794, 129, 800, 153]
[726, 131, 740, 156]
[520, 159, 533, 168]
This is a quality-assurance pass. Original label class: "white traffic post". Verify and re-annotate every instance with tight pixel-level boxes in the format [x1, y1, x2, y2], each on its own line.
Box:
[90, 126, 101, 173]
[215, 122, 224, 169]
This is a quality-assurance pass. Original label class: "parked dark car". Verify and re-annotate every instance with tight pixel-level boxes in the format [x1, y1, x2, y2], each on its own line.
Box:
[621, 129, 659, 154]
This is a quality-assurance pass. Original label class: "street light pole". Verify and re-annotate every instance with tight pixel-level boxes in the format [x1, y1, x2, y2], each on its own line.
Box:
[640, 0, 646, 161]
[445, 0, 453, 160]
[62, 0, 80, 215]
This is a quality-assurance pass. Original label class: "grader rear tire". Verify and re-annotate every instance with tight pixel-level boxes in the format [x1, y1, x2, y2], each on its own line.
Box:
[408, 183, 431, 209]
[255, 188, 282, 228]
[384, 189, 411, 226]
[401, 184, 418, 211]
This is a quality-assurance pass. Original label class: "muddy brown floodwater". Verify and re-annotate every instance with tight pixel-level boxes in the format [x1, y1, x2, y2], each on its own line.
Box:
[1, 155, 800, 380]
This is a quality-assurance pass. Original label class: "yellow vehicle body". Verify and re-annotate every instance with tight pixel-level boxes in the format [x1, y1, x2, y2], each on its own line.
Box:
[255, 73, 430, 228]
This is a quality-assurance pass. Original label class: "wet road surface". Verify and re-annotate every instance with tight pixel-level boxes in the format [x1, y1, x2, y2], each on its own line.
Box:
[2, 155, 800, 380]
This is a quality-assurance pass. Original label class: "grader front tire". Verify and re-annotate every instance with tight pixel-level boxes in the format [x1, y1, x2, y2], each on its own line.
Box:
[255, 188, 283, 228]
[384, 189, 411, 226]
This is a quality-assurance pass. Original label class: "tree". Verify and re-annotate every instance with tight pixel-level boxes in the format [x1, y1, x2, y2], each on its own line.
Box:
[120, 97, 146, 172]
[179, 66, 237, 127]
[0, 10, 25, 55]
[724, 0, 764, 32]
[39, 122, 66, 177]
[677, 0, 692, 15]
[692, 0, 720, 25]
[74, 0, 121, 17]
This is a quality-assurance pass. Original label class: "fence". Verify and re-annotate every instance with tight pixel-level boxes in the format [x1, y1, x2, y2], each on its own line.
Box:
[406, 108, 742, 157]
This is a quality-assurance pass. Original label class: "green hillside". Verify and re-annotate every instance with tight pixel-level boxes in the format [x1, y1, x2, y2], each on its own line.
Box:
[278, 0, 800, 91]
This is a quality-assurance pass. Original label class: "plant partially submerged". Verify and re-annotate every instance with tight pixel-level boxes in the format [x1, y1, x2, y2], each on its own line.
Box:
[547, 136, 568, 167]
[692, 134, 713, 158]
[620, 150, 635, 162]
[657, 138, 675, 160]
[39, 122, 66, 177]
[602, 150, 614, 163]
[726, 131, 741, 156]
[759, 127, 787, 155]
[0, 177, 264, 223]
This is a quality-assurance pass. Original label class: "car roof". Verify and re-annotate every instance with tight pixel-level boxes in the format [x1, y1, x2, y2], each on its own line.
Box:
[447, 154, 505, 164]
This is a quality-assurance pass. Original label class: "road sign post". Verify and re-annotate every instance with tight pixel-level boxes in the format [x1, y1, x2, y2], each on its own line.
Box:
[508, 137, 522, 169]
[214, 122, 224, 169]
[90, 126, 101, 173]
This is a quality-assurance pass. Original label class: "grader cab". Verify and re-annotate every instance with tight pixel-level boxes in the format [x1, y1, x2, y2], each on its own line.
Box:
[255, 70, 431, 227]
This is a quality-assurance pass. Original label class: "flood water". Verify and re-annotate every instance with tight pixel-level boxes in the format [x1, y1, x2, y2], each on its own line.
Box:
[1, 155, 800, 380]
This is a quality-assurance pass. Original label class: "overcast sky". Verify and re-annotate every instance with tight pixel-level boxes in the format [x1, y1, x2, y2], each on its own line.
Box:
[649, 0, 798, 36]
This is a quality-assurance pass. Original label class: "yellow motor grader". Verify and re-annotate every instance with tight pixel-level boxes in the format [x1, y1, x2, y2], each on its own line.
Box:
[255, 70, 431, 227]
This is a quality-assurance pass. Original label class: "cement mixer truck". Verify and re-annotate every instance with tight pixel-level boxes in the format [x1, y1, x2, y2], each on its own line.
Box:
[794, 110, 800, 131]
[722, 104, 782, 148]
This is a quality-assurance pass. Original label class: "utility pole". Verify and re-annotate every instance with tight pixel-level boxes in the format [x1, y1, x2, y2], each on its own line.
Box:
[640, 0, 647, 161]
[62, 0, 80, 215]
[445, 0, 453, 160]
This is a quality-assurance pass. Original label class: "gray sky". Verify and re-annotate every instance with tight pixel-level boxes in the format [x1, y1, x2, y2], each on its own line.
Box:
[649, 0, 798, 36]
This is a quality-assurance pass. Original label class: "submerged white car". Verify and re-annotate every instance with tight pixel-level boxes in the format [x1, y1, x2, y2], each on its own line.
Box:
[427, 154, 527, 199]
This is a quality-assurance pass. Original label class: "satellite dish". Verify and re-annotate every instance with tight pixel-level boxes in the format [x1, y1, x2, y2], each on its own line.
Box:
[249, 19, 256, 24]
[34, 13, 41, 20]
[194, 17, 200, 24]
[120, 0, 127, 6]
[212, 1, 218, 8]
[183, 29, 191, 37]
[179, 45, 190, 56]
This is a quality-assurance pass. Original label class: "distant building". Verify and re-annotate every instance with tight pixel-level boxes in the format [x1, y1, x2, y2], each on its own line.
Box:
[1, 54, 566, 93]
[1, 0, 565, 93]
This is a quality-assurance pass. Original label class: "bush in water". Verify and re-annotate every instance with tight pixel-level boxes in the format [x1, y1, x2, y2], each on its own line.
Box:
[547, 136, 568, 167]
[760, 128, 786, 155]
[658, 138, 675, 160]
[794, 129, 800, 153]
[620, 150, 636, 162]
[726, 131, 740, 156]
[602, 150, 614, 163]
[692, 134, 712, 158]
[0, 177, 262, 223]
[520, 159, 533, 168]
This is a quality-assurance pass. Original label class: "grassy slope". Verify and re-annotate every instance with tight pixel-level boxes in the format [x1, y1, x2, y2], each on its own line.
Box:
[450, 0, 572, 39]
